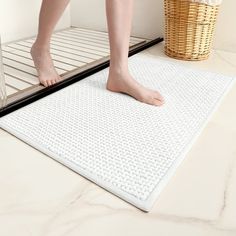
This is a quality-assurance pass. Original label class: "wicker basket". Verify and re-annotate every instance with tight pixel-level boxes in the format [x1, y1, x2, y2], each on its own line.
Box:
[164, 0, 220, 61]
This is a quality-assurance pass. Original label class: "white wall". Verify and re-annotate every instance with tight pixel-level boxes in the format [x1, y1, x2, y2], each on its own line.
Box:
[213, 0, 236, 52]
[70, 0, 164, 39]
[70, 0, 236, 53]
[0, 0, 71, 44]
[0, 0, 235, 52]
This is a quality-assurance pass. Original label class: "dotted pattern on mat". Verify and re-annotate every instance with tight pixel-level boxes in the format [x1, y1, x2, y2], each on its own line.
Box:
[0, 54, 234, 203]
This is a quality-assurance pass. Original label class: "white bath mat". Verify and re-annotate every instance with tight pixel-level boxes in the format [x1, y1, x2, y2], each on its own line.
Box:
[0, 54, 235, 211]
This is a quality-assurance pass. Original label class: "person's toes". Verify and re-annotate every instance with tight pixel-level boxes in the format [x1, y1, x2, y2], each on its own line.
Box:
[50, 79, 55, 85]
[40, 77, 60, 87]
[153, 98, 164, 106]
[153, 91, 164, 103]
[50, 80, 55, 86]
[45, 80, 50, 87]
[41, 80, 47, 87]
[144, 93, 164, 106]
[154, 91, 164, 102]
[46, 80, 52, 87]
[140, 96, 157, 105]
[52, 79, 56, 85]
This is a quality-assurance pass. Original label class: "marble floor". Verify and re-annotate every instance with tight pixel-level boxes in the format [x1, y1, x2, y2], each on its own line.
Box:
[0, 42, 236, 236]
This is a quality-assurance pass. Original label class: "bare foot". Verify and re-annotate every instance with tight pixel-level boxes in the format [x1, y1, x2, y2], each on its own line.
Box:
[106, 70, 165, 106]
[30, 43, 61, 87]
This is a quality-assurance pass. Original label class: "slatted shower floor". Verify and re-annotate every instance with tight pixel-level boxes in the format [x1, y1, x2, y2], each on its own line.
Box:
[1, 27, 147, 105]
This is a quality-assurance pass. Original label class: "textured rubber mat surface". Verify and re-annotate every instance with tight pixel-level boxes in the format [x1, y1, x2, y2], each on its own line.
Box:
[0, 54, 235, 211]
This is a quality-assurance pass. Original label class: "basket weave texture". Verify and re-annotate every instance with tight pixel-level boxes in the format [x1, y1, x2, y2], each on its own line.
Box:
[164, 0, 220, 61]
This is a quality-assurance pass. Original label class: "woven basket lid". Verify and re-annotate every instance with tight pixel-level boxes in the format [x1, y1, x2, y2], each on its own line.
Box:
[190, 0, 222, 5]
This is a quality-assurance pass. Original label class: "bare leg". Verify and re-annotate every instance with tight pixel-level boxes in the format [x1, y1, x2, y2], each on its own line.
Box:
[106, 0, 164, 106]
[31, 0, 70, 87]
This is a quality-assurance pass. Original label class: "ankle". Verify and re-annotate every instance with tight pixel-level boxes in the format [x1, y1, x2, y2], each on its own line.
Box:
[109, 66, 129, 76]
[32, 40, 50, 52]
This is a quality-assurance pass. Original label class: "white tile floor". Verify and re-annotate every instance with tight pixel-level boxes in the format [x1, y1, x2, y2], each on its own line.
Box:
[0, 42, 236, 236]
